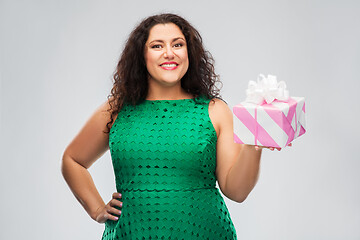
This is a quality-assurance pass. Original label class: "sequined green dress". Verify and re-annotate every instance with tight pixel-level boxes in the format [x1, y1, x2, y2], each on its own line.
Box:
[102, 96, 237, 239]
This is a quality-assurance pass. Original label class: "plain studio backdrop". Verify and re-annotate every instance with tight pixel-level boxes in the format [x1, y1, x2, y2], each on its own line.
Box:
[1, 0, 359, 239]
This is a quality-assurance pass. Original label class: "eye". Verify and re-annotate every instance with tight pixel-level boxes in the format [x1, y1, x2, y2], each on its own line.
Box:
[173, 43, 183, 48]
[151, 44, 162, 49]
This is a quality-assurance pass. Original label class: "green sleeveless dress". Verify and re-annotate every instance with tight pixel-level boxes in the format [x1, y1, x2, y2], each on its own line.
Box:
[102, 96, 237, 239]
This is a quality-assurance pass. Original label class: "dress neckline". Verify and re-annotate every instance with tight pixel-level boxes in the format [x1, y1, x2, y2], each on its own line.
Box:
[144, 98, 194, 102]
[144, 96, 200, 102]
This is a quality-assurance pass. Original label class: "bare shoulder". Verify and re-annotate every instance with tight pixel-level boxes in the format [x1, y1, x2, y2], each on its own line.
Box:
[63, 97, 117, 168]
[96, 99, 111, 118]
[209, 98, 232, 114]
[97, 96, 119, 128]
[208, 98, 233, 136]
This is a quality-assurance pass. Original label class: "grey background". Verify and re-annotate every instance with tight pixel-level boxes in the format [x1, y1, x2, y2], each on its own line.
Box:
[1, 0, 359, 239]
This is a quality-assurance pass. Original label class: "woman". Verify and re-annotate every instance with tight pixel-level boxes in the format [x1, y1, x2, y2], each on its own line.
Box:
[61, 13, 280, 239]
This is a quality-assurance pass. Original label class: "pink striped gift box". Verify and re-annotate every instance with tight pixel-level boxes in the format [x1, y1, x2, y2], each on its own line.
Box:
[233, 97, 306, 148]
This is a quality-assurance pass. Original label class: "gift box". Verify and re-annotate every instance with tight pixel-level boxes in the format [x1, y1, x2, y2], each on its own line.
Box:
[233, 74, 306, 148]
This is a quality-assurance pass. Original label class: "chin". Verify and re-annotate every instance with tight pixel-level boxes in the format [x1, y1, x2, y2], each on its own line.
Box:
[160, 79, 182, 86]
[148, 73, 185, 87]
[156, 75, 183, 84]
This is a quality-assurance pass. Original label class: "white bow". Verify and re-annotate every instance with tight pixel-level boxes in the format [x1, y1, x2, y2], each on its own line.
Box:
[245, 74, 289, 104]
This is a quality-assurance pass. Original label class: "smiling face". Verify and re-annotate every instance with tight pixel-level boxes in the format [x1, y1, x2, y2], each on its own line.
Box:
[144, 23, 189, 88]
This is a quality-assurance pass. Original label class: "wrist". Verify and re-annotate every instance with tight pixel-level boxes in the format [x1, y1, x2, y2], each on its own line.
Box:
[243, 144, 262, 152]
[90, 205, 104, 221]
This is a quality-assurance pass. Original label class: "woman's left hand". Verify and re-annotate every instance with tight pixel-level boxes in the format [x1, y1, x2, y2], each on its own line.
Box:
[254, 142, 292, 151]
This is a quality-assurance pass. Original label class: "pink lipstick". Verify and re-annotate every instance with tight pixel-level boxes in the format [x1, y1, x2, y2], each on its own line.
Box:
[160, 61, 179, 70]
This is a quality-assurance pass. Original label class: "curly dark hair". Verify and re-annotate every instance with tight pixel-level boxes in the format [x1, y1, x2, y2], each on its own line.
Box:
[105, 13, 222, 133]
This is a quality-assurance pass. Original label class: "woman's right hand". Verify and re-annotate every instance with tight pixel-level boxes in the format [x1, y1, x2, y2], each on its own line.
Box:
[94, 192, 123, 223]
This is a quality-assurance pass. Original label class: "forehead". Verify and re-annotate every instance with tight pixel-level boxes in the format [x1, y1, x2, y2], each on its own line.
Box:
[147, 23, 185, 42]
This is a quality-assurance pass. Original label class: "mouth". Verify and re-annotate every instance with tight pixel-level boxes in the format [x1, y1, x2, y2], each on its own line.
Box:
[160, 62, 179, 70]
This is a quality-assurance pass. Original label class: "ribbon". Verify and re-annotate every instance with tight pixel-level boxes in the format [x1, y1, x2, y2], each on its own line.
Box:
[254, 104, 258, 146]
[245, 74, 289, 104]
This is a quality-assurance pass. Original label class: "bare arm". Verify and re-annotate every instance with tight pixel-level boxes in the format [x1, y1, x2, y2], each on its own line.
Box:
[209, 99, 263, 203]
[61, 100, 122, 222]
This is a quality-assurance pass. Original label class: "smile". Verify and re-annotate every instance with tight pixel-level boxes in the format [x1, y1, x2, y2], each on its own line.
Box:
[160, 62, 179, 70]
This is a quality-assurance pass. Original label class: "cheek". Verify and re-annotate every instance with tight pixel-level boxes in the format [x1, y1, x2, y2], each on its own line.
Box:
[183, 52, 189, 69]
[144, 50, 155, 65]
[144, 53, 152, 66]
[184, 50, 189, 64]
[145, 52, 162, 69]
[177, 50, 189, 65]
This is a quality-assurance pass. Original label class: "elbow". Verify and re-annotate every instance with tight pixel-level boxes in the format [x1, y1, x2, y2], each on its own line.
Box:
[224, 183, 253, 203]
[231, 193, 249, 203]
[60, 152, 69, 177]
[222, 187, 250, 203]
[61, 150, 75, 178]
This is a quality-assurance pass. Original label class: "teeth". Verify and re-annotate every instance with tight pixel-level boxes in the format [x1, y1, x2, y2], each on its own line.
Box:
[161, 64, 177, 67]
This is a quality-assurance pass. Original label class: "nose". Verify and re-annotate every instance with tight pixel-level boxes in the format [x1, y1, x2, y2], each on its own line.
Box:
[163, 46, 174, 59]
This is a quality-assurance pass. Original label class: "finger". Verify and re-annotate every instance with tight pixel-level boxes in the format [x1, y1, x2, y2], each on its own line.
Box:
[109, 199, 123, 208]
[104, 212, 119, 221]
[106, 206, 122, 216]
[112, 192, 122, 199]
[255, 145, 260, 151]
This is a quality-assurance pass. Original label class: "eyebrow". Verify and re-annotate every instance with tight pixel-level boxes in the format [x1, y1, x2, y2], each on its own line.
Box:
[149, 37, 186, 44]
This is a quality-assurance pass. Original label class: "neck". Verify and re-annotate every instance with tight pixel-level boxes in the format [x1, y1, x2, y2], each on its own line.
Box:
[146, 81, 193, 101]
